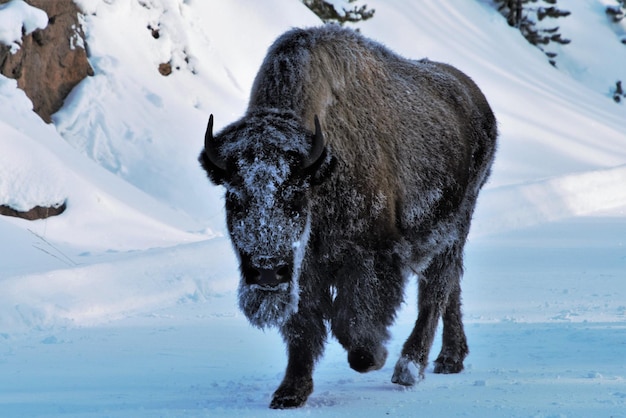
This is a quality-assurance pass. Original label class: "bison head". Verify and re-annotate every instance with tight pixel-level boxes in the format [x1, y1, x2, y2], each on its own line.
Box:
[199, 110, 334, 328]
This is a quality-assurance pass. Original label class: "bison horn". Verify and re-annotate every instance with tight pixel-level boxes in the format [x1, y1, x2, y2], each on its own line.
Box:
[204, 114, 227, 171]
[303, 115, 325, 170]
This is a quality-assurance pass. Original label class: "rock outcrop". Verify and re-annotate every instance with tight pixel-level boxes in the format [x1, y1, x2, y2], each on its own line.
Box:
[0, 0, 93, 123]
[0, 0, 88, 220]
[0, 201, 67, 221]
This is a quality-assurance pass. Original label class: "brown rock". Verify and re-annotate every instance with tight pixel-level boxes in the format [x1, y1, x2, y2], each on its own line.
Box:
[0, 201, 67, 221]
[0, 0, 93, 123]
[158, 61, 172, 76]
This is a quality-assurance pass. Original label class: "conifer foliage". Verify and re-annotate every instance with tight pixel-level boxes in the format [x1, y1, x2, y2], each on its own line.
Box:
[492, 0, 570, 66]
[605, 0, 626, 45]
[605, 1, 626, 102]
[302, 0, 374, 25]
[611, 80, 625, 103]
[605, 0, 625, 24]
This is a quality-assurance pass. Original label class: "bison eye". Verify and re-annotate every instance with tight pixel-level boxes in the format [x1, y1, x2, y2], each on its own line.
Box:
[286, 193, 307, 216]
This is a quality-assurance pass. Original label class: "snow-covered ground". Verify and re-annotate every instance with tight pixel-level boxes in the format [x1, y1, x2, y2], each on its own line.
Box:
[0, 0, 625, 416]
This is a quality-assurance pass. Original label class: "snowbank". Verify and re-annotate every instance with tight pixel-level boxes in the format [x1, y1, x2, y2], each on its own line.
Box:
[0, 75, 208, 263]
[0, 237, 237, 332]
[0, 0, 47, 51]
[0, 89, 67, 211]
[474, 164, 626, 236]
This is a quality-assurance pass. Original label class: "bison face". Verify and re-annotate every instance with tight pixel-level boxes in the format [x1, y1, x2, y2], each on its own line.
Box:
[199, 111, 333, 328]
[226, 172, 312, 329]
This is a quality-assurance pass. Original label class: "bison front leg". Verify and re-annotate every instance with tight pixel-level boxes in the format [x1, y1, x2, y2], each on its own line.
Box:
[270, 309, 326, 409]
[392, 246, 467, 385]
[332, 255, 405, 373]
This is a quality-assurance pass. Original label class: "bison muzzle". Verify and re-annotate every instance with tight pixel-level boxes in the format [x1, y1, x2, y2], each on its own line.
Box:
[199, 25, 497, 409]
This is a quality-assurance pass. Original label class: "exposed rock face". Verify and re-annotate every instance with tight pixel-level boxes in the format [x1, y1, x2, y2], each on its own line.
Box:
[0, 0, 86, 220]
[0, 201, 67, 221]
[0, 0, 93, 123]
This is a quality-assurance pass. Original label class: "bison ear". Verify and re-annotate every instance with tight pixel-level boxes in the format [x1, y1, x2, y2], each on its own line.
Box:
[310, 150, 336, 186]
[199, 114, 228, 185]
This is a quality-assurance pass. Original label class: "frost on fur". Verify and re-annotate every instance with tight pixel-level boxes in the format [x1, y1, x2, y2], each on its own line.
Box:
[238, 281, 295, 329]
[237, 213, 311, 329]
[199, 25, 497, 409]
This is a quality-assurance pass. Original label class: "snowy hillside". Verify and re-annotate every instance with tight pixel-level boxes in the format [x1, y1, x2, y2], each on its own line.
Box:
[1, 0, 625, 416]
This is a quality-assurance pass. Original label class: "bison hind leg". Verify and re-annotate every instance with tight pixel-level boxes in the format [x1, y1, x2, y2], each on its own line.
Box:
[392, 245, 468, 385]
[433, 353, 465, 374]
[433, 280, 469, 374]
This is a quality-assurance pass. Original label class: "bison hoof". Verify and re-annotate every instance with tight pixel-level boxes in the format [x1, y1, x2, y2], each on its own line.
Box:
[433, 356, 464, 374]
[270, 377, 313, 409]
[270, 393, 307, 409]
[348, 345, 387, 373]
[391, 356, 423, 386]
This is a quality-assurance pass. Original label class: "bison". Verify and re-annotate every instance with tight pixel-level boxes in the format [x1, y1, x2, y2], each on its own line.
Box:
[199, 25, 497, 409]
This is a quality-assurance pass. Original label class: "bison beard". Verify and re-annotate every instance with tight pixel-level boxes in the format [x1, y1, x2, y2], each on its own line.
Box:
[199, 25, 497, 409]
[237, 281, 295, 328]
[237, 214, 311, 329]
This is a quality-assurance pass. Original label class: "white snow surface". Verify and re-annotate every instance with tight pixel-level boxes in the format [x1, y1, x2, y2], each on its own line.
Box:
[0, 0, 47, 52]
[0, 0, 625, 416]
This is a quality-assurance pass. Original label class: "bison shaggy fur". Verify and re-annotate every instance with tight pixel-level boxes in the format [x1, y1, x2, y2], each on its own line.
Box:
[199, 25, 497, 409]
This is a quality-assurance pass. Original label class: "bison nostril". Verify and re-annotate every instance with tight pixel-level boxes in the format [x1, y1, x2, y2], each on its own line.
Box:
[244, 265, 262, 285]
[244, 264, 291, 287]
[276, 265, 290, 281]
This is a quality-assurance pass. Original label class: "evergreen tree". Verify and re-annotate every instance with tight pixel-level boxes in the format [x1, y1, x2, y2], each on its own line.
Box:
[302, 0, 375, 25]
[612, 80, 625, 103]
[605, 0, 626, 45]
[606, 0, 625, 24]
[493, 0, 571, 66]
[605, 1, 626, 103]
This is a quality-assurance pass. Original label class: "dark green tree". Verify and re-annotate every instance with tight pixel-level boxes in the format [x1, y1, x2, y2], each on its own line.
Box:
[493, 0, 571, 66]
[611, 80, 625, 103]
[605, 0, 626, 45]
[302, 0, 374, 25]
[606, 0, 625, 23]
[605, 1, 626, 103]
